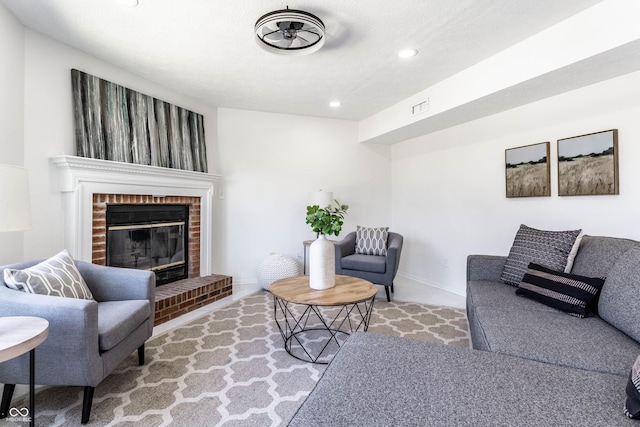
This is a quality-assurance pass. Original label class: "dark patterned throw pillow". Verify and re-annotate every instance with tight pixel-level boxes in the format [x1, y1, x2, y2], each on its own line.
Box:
[625, 355, 640, 419]
[501, 224, 582, 286]
[516, 263, 604, 318]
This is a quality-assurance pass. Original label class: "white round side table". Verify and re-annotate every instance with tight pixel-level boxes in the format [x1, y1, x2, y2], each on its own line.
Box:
[0, 316, 49, 427]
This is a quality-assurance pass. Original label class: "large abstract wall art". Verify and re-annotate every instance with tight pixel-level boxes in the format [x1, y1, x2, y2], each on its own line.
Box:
[71, 69, 208, 173]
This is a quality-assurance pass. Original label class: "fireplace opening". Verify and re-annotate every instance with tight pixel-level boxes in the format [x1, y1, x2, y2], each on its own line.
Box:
[106, 204, 189, 286]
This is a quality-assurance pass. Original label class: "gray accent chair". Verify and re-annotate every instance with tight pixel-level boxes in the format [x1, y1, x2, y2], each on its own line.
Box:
[335, 231, 403, 301]
[0, 259, 155, 424]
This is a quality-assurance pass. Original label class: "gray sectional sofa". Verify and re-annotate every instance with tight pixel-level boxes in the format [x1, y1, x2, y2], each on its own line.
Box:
[289, 235, 640, 426]
[467, 235, 640, 377]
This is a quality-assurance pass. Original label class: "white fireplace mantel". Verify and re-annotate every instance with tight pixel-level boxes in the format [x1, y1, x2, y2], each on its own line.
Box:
[51, 155, 221, 275]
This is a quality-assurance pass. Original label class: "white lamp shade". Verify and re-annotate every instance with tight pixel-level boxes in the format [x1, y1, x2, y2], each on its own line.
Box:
[310, 190, 333, 208]
[0, 164, 32, 232]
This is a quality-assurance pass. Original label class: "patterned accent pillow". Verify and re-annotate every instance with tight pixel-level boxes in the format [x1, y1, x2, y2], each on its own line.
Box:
[516, 263, 604, 318]
[355, 226, 389, 256]
[625, 355, 640, 419]
[501, 224, 582, 286]
[4, 250, 94, 300]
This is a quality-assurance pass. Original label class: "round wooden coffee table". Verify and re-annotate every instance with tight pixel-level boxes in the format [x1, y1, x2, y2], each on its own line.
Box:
[270, 275, 376, 364]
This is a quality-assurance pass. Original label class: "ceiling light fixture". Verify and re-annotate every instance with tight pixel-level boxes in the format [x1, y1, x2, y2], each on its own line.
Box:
[398, 48, 418, 59]
[329, 101, 341, 108]
[255, 7, 325, 55]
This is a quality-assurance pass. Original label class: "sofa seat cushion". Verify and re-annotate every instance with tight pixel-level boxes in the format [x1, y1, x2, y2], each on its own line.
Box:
[98, 300, 151, 351]
[473, 306, 640, 376]
[340, 254, 386, 274]
[289, 332, 634, 427]
[467, 283, 560, 351]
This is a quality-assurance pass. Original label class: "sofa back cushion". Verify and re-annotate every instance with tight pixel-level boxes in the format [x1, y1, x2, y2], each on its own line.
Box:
[570, 235, 640, 278]
[599, 247, 640, 342]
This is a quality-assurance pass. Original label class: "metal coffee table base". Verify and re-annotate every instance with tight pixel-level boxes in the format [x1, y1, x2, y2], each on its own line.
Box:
[273, 295, 375, 364]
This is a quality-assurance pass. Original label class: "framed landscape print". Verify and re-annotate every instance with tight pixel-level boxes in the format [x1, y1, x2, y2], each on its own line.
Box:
[557, 129, 618, 196]
[505, 142, 550, 198]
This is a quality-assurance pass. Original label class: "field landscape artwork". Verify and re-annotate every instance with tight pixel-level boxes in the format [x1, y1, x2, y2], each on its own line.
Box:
[558, 129, 618, 196]
[505, 142, 550, 198]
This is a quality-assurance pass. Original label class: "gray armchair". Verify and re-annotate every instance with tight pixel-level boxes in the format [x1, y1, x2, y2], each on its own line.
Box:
[0, 259, 155, 424]
[335, 232, 403, 302]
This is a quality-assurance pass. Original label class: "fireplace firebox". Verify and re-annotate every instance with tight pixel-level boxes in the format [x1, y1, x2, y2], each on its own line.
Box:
[106, 204, 189, 285]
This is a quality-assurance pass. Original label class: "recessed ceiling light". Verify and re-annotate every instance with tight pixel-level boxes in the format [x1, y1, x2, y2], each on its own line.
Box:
[329, 101, 341, 108]
[114, 0, 138, 6]
[397, 49, 418, 59]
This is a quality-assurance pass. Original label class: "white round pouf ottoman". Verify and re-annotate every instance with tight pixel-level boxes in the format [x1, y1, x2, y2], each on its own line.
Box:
[257, 254, 301, 290]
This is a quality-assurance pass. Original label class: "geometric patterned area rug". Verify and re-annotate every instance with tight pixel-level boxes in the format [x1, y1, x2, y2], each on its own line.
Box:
[4, 291, 469, 427]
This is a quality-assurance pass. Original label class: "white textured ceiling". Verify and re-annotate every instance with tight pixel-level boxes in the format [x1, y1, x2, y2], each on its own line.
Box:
[2, 0, 605, 121]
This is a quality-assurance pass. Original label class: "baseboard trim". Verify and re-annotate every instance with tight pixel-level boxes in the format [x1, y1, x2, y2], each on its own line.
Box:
[396, 271, 465, 297]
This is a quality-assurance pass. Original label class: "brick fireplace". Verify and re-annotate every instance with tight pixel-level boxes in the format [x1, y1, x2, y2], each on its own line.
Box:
[52, 155, 232, 325]
[91, 193, 202, 279]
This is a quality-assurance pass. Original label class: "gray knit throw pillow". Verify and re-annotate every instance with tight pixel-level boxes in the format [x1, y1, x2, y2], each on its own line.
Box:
[501, 224, 582, 286]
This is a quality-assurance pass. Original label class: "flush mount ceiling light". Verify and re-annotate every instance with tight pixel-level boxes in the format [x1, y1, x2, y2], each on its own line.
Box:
[255, 7, 325, 55]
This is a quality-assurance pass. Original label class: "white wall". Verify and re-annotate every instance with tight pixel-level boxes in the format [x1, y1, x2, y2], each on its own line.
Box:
[16, 29, 393, 291]
[14, 19, 640, 304]
[392, 69, 640, 296]
[217, 108, 391, 293]
[0, 4, 26, 264]
[21, 30, 221, 269]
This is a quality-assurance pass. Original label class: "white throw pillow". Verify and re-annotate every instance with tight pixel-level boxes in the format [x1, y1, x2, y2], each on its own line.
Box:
[4, 249, 94, 300]
[565, 230, 584, 273]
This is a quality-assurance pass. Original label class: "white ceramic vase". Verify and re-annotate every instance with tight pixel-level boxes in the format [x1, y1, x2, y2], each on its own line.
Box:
[309, 234, 336, 290]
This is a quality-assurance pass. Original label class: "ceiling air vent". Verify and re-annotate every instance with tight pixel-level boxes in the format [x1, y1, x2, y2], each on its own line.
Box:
[411, 99, 429, 116]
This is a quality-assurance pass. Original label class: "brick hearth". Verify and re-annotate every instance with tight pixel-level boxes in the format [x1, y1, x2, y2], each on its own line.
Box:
[154, 274, 233, 326]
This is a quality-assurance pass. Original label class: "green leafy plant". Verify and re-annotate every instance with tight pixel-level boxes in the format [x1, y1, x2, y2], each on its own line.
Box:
[305, 199, 349, 237]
